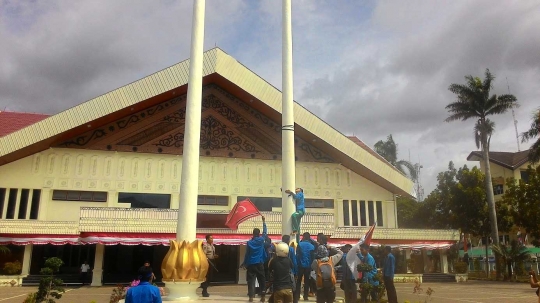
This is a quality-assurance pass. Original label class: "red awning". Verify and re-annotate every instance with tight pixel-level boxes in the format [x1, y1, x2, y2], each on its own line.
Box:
[0, 234, 80, 245]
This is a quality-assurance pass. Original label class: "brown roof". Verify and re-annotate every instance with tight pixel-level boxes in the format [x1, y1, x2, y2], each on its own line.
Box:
[0, 111, 49, 137]
[347, 136, 404, 175]
[467, 150, 531, 170]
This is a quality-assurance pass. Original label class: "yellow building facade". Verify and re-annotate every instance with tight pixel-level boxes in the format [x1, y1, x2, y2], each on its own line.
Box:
[0, 49, 458, 286]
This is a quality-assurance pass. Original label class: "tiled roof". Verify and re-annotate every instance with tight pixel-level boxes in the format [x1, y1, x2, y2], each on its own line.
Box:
[0, 111, 49, 137]
[347, 136, 404, 175]
[467, 150, 531, 170]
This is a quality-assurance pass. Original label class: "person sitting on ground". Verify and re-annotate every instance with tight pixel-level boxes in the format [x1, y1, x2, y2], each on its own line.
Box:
[125, 266, 162, 303]
[311, 245, 343, 303]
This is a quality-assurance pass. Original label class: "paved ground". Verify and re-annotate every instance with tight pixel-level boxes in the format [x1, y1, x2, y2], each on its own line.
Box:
[0, 281, 537, 303]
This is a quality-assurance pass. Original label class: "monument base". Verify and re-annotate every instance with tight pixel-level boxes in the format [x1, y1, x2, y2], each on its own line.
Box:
[163, 281, 201, 301]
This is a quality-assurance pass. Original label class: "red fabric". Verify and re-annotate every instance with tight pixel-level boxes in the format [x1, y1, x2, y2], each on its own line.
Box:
[225, 198, 261, 230]
[363, 223, 376, 246]
[0, 111, 49, 137]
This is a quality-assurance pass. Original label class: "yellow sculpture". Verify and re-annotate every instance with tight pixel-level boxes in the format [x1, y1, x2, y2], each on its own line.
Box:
[161, 239, 209, 281]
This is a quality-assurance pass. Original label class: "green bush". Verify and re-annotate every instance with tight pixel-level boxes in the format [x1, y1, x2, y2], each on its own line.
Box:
[454, 261, 468, 274]
[3, 260, 22, 275]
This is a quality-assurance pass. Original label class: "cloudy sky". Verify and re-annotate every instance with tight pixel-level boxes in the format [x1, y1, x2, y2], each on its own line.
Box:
[1, 0, 539, 196]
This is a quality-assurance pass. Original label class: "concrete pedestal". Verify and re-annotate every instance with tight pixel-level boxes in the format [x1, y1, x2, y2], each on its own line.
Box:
[163, 282, 201, 301]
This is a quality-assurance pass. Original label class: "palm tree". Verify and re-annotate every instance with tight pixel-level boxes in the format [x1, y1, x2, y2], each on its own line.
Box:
[521, 108, 540, 164]
[374, 134, 418, 181]
[445, 69, 518, 249]
[491, 240, 529, 279]
[0, 245, 9, 254]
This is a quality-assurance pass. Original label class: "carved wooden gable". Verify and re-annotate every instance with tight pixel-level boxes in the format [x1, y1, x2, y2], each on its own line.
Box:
[57, 85, 335, 163]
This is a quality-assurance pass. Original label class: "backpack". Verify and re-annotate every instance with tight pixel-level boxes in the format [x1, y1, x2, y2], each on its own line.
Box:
[316, 259, 336, 289]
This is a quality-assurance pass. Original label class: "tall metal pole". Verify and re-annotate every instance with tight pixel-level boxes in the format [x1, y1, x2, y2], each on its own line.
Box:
[281, 0, 296, 236]
[176, 0, 205, 242]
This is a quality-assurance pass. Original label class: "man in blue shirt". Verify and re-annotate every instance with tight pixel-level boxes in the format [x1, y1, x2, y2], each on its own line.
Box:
[294, 232, 315, 302]
[285, 188, 305, 243]
[340, 244, 357, 303]
[242, 216, 267, 302]
[125, 266, 162, 303]
[383, 246, 398, 303]
[358, 243, 379, 303]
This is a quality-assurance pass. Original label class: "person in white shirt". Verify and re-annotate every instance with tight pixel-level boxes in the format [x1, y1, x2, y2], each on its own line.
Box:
[201, 234, 218, 297]
[80, 261, 91, 285]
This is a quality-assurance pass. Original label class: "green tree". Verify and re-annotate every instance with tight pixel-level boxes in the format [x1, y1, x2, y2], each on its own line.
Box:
[501, 166, 540, 246]
[491, 240, 529, 279]
[396, 196, 423, 228]
[35, 257, 65, 303]
[445, 69, 519, 248]
[374, 134, 417, 180]
[521, 108, 540, 164]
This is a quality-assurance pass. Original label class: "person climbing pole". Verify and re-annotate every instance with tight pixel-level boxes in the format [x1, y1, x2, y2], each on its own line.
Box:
[284, 188, 305, 243]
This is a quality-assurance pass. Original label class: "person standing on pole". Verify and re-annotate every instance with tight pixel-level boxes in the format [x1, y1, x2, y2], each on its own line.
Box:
[284, 188, 305, 243]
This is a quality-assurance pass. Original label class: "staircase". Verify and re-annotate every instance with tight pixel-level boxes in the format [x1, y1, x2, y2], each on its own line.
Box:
[422, 273, 455, 283]
[22, 274, 85, 286]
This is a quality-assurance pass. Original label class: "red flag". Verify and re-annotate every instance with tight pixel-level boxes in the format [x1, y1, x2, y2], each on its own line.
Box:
[225, 198, 261, 230]
[362, 222, 376, 246]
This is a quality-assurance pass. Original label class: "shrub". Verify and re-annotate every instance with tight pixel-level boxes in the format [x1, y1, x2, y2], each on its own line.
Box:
[3, 260, 22, 275]
[454, 261, 468, 274]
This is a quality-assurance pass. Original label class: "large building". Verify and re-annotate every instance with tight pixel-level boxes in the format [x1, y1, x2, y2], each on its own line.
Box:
[0, 48, 458, 286]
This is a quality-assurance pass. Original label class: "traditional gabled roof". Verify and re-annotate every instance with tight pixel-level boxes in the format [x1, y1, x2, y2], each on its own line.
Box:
[0, 48, 413, 196]
[0, 111, 49, 137]
[467, 150, 531, 170]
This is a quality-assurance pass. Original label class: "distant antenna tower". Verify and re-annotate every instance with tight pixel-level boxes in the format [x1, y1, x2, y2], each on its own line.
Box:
[506, 77, 520, 151]
[415, 162, 424, 201]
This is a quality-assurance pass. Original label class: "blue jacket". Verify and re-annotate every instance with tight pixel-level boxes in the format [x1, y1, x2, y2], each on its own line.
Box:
[383, 253, 395, 278]
[296, 240, 315, 268]
[125, 281, 162, 303]
[291, 192, 305, 213]
[244, 223, 268, 266]
[358, 253, 379, 286]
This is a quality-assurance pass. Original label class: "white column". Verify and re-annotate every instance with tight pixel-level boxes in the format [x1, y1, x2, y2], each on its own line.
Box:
[21, 244, 33, 276]
[281, 0, 296, 236]
[176, 0, 205, 242]
[440, 249, 449, 273]
[405, 249, 412, 273]
[107, 191, 118, 207]
[1, 189, 8, 219]
[422, 249, 430, 273]
[91, 244, 105, 287]
[13, 189, 21, 219]
[38, 189, 50, 220]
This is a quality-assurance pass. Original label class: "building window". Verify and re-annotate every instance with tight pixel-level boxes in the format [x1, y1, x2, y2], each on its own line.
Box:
[198, 195, 228, 206]
[6, 189, 18, 219]
[376, 201, 384, 227]
[237, 197, 280, 211]
[368, 201, 375, 226]
[520, 171, 530, 184]
[359, 200, 367, 226]
[305, 199, 334, 208]
[0, 188, 5, 218]
[493, 184, 504, 195]
[118, 193, 171, 208]
[351, 200, 359, 226]
[52, 190, 108, 202]
[343, 200, 350, 226]
[29, 190, 41, 220]
[18, 189, 30, 219]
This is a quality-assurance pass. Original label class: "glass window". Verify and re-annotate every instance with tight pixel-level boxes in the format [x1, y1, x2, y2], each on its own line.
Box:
[93, 192, 108, 202]
[343, 200, 350, 226]
[520, 171, 530, 183]
[198, 196, 229, 206]
[0, 188, 6, 218]
[368, 201, 375, 226]
[18, 189, 30, 219]
[376, 201, 384, 227]
[80, 191, 93, 201]
[118, 193, 171, 208]
[351, 200, 359, 226]
[360, 200, 366, 226]
[30, 190, 41, 220]
[6, 189, 17, 219]
[305, 199, 334, 209]
[493, 184, 504, 195]
[52, 190, 107, 202]
[67, 191, 80, 201]
[52, 190, 68, 200]
[237, 197, 280, 211]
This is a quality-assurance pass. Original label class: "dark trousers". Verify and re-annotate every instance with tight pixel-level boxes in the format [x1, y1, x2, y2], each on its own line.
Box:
[201, 264, 214, 294]
[342, 279, 357, 303]
[316, 287, 335, 303]
[360, 286, 378, 303]
[80, 272, 89, 285]
[294, 267, 311, 301]
[384, 277, 398, 303]
[247, 263, 266, 298]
